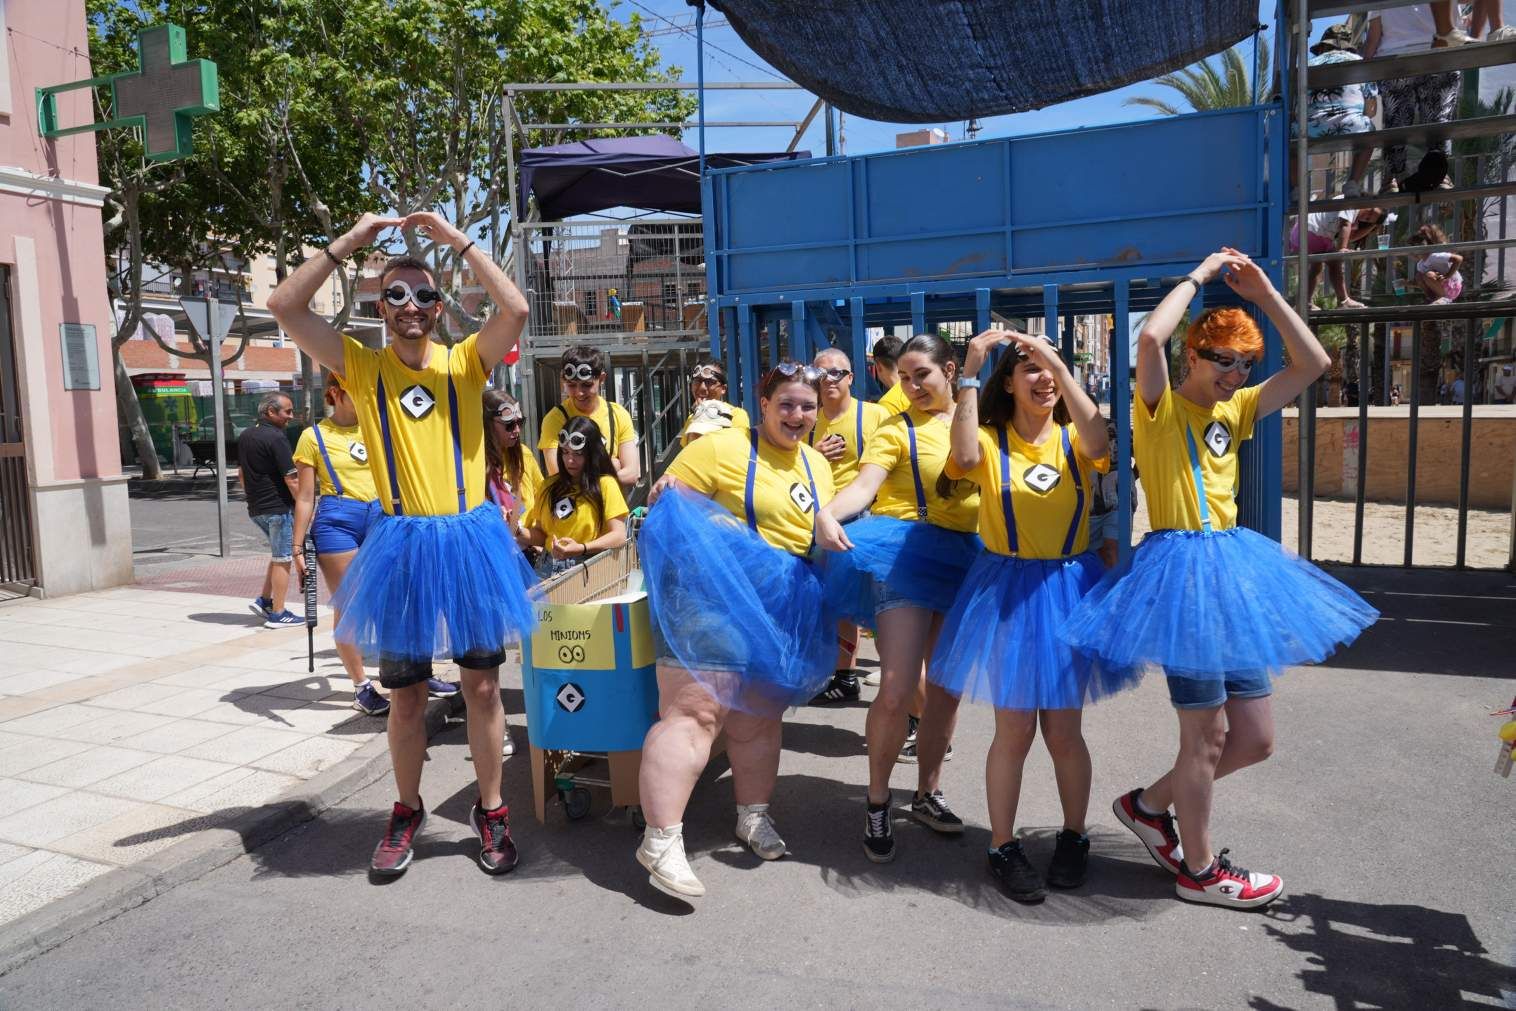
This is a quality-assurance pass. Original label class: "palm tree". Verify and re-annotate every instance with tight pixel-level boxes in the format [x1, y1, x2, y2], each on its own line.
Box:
[1124, 40, 1272, 115]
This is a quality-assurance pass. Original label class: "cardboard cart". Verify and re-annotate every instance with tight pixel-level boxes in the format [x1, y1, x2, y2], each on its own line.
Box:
[521, 541, 658, 826]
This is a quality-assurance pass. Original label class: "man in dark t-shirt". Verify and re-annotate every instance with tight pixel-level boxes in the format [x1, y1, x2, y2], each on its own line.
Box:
[237, 392, 301, 627]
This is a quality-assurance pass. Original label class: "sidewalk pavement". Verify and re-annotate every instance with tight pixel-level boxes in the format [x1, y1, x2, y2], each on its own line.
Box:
[0, 583, 427, 931]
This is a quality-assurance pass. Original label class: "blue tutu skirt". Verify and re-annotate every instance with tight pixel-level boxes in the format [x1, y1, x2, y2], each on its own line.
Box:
[1060, 526, 1379, 682]
[639, 489, 835, 717]
[333, 502, 538, 664]
[821, 515, 983, 628]
[929, 550, 1141, 710]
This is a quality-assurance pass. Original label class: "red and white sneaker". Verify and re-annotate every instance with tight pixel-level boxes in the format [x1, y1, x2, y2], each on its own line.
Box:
[1176, 849, 1284, 909]
[1112, 788, 1183, 875]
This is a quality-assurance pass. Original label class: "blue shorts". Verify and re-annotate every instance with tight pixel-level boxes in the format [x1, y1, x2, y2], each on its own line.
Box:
[311, 496, 380, 555]
[252, 511, 294, 562]
[1165, 670, 1273, 710]
[1087, 509, 1119, 545]
[873, 576, 921, 616]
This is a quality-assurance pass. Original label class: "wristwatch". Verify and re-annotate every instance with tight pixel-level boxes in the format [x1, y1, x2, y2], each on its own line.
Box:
[958, 377, 982, 390]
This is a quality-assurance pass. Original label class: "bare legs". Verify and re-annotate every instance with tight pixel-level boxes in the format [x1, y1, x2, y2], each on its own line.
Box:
[639, 664, 781, 829]
[1140, 696, 1275, 872]
[985, 709, 1090, 848]
[387, 682, 428, 809]
[315, 549, 367, 686]
[261, 559, 291, 613]
[461, 667, 504, 809]
[864, 605, 950, 805]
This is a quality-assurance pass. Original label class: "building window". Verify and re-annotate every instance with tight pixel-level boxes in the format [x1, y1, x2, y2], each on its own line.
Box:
[584, 290, 598, 317]
[662, 281, 678, 309]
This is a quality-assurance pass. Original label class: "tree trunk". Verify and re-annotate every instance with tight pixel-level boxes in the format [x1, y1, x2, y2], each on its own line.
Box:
[1419, 323, 1443, 404]
[113, 347, 162, 479]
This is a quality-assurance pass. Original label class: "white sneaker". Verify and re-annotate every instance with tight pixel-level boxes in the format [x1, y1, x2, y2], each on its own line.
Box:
[636, 823, 705, 898]
[734, 803, 786, 860]
[1487, 25, 1516, 42]
[1433, 28, 1473, 47]
[1175, 849, 1284, 909]
[501, 723, 516, 758]
[862, 669, 881, 687]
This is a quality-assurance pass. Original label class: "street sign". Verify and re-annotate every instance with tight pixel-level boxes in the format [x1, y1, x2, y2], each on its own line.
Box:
[179, 297, 238, 558]
[37, 24, 219, 162]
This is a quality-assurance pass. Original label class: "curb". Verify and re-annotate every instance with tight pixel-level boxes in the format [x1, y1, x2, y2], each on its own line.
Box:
[0, 692, 464, 977]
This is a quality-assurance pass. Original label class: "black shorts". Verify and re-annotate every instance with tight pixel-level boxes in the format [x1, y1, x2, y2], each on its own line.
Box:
[377, 650, 507, 689]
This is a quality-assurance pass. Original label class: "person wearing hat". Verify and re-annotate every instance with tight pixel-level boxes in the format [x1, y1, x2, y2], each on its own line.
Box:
[680, 362, 750, 447]
[1300, 23, 1378, 198]
[681, 399, 737, 443]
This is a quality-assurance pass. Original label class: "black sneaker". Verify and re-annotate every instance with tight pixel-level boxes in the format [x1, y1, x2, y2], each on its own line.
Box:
[897, 715, 921, 763]
[908, 789, 965, 835]
[810, 670, 862, 705]
[1401, 149, 1448, 193]
[988, 840, 1046, 903]
[863, 799, 895, 863]
[468, 801, 519, 875]
[1047, 829, 1090, 889]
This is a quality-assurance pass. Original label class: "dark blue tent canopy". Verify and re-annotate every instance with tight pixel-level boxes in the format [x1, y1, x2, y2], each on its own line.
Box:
[707, 0, 1261, 122]
[518, 135, 809, 219]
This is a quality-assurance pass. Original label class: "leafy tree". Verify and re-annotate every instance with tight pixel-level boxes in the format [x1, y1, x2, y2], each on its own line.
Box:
[1123, 40, 1272, 116]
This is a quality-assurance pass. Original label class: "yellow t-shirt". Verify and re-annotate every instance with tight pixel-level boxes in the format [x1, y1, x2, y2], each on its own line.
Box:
[666, 426, 836, 556]
[946, 423, 1110, 558]
[537, 398, 637, 455]
[877, 381, 912, 415]
[341, 334, 488, 516]
[807, 397, 889, 490]
[492, 450, 545, 518]
[529, 473, 629, 544]
[861, 408, 980, 532]
[679, 401, 751, 446]
[292, 419, 378, 502]
[1135, 384, 1263, 531]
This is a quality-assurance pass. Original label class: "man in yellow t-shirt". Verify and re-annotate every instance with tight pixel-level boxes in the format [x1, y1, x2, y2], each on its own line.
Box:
[871, 334, 912, 414]
[807, 347, 889, 700]
[537, 345, 640, 488]
[269, 210, 532, 879]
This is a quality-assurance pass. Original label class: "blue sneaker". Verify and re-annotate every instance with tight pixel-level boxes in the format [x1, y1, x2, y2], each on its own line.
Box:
[427, 677, 460, 698]
[353, 681, 391, 716]
[248, 597, 272, 620]
[263, 610, 303, 629]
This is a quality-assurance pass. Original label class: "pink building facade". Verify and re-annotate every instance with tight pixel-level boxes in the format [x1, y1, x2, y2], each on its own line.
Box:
[0, 1, 132, 595]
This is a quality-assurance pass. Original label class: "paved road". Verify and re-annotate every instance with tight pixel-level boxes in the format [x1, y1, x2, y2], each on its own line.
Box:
[129, 479, 269, 577]
[3, 568, 1513, 1008]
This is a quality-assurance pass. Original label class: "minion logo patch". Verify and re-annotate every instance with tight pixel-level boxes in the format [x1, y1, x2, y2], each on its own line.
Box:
[348, 441, 368, 464]
[553, 497, 575, 520]
[1203, 420, 1232, 458]
[399, 385, 436, 420]
[1023, 463, 1061, 494]
[788, 482, 815, 513]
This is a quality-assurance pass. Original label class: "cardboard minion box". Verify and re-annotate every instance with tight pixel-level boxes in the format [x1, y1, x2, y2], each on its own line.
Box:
[521, 541, 659, 824]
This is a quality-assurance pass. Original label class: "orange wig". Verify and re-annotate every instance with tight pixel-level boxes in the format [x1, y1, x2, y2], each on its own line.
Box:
[1185, 307, 1264, 358]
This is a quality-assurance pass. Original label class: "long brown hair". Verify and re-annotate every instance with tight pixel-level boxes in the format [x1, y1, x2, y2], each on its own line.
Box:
[483, 388, 524, 495]
[967, 340, 1073, 494]
[545, 416, 617, 533]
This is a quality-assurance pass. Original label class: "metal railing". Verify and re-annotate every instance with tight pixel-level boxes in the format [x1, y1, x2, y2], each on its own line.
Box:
[0, 445, 35, 589]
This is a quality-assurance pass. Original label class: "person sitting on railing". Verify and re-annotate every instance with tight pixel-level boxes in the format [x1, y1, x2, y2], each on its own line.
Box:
[1298, 23, 1379, 198]
[679, 360, 749, 446]
[1409, 223, 1465, 304]
[1364, 7, 1463, 192]
[538, 344, 640, 488]
[1287, 201, 1386, 308]
[527, 416, 629, 578]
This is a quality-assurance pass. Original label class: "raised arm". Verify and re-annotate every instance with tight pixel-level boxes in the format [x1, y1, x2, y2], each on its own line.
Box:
[1136, 250, 1250, 413]
[1011, 334, 1108, 460]
[267, 213, 403, 375]
[954, 329, 1015, 471]
[401, 212, 528, 372]
[1221, 251, 1330, 417]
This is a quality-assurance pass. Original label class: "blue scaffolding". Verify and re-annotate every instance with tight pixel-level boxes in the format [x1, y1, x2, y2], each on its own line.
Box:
[700, 97, 1289, 553]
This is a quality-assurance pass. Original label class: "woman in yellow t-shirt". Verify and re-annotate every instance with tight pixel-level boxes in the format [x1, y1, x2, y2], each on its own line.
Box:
[527, 417, 628, 577]
[483, 389, 543, 552]
[928, 328, 1137, 903]
[815, 333, 982, 865]
[1062, 250, 1377, 912]
[634, 362, 837, 901]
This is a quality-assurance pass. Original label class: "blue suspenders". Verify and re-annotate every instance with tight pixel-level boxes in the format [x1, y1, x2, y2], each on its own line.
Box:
[808, 400, 868, 461]
[1183, 424, 1214, 533]
[745, 429, 820, 551]
[900, 411, 930, 521]
[374, 347, 467, 516]
[996, 424, 1087, 558]
[311, 423, 345, 498]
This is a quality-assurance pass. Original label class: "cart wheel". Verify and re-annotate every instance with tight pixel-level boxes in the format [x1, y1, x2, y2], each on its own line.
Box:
[563, 786, 593, 821]
[630, 805, 646, 831]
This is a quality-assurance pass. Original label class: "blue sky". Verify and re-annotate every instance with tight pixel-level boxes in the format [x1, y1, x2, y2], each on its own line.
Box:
[610, 1, 1328, 155]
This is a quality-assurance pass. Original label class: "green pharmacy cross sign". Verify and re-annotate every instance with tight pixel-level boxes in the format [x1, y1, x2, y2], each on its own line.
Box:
[37, 24, 218, 162]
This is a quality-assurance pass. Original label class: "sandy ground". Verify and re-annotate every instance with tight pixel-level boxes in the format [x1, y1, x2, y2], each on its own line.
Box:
[1129, 494, 1512, 570]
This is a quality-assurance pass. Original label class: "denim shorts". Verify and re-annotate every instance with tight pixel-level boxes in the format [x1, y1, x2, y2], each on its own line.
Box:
[311, 497, 380, 556]
[251, 511, 294, 562]
[1087, 509, 1119, 545]
[873, 576, 928, 616]
[378, 650, 506, 690]
[1165, 670, 1273, 710]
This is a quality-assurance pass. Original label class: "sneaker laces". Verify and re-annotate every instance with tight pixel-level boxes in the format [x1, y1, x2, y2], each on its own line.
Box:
[480, 807, 508, 850]
[383, 807, 415, 850]
[918, 790, 951, 817]
[1156, 810, 1179, 846]
[743, 809, 783, 849]
[1213, 848, 1250, 880]
[866, 805, 890, 837]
